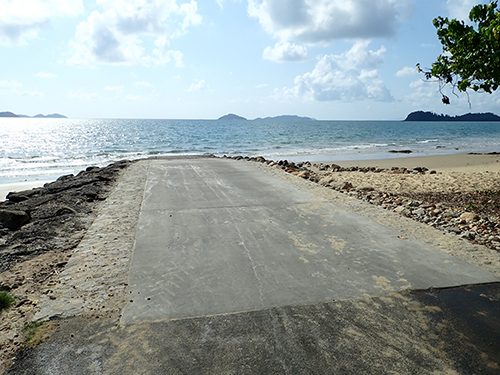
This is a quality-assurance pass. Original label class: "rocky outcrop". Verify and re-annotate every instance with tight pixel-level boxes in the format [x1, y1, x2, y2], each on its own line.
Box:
[0, 160, 133, 273]
[0, 210, 30, 230]
[388, 150, 412, 154]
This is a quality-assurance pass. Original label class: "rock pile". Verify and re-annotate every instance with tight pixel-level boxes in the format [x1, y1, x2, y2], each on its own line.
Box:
[0, 160, 132, 273]
[224, 155, 500, 253]
[0, 160, 135, 372]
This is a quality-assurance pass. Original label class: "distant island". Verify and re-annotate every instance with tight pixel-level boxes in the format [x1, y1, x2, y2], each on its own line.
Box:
[218, 113, 247, 120]
[218, 113, 316, 121]
[0, 111, 67, 118]
[255, 115, 316, 121]
[404, 111, 500, 122]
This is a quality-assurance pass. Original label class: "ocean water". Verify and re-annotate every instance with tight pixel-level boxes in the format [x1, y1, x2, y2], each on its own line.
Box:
[1, 117, 500, 184]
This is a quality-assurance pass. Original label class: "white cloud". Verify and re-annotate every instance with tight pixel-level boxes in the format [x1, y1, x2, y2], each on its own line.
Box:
[67, 0, 201, 66]
[446, 0, 486, 21]
[263, 41, 307, 62]
[135, 81, 152, 87]
[0, 0, 83, 46]
[248, 0, 413, 44]
[180, 1, 203, 30]
[396, 66, 418, 77]
[153, 37, 185, 67]
[0, 80, 23, 90]
[336, 40, 386, 70]
[36, 72, 58, 79]
[0, 79, 42, 96]
[69, 88, 97, 100]
[187, 79, 208, 91]
[281, 41, 393, 102]
[105, 85, 124, 94]
[216, 0, 240, 10]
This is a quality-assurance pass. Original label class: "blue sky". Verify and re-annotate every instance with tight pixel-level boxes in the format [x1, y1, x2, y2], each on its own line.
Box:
[1, 0, 498, 120]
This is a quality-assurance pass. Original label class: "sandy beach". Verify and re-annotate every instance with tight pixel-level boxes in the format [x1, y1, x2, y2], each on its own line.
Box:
[331, 152, 500, 172]
[309, 153, 500, 196]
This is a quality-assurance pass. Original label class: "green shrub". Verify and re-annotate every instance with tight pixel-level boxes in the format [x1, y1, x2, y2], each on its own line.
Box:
[0, 290, 16, 310]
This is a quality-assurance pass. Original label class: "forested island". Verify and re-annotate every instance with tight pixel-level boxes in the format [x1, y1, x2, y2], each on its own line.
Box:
[218, 113, 247, 120]
[404, 111, 500, 121]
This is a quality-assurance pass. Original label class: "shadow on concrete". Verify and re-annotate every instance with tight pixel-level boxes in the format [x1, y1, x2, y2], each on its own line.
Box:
[8, 283, 500, 374]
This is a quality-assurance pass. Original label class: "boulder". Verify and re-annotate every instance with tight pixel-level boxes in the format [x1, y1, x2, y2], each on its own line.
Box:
[294, 171, 310, 179]
[0, 209, 31, 230]
[339, 182, 354, 190]
[460, 231, 475, 240]
[413, 208, 426, 216]
[6, 188, 42, 202]
[356, 186, 375, 192]
[6, 192, 29, 202]
[394, 206, 406, 214]
[318, 177, 334, 186]
[388, 150, 412, 154]
[56, 174, 74, 182]
[430, 208, 442, 217]
[442, 210, 457, 218]
[55, 206, 77, 216]
[460, 212, 480, 223]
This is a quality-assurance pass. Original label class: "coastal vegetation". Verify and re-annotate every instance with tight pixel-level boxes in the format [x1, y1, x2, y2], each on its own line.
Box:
[0, 290, 15, 311]
[418, 1, 500, 104]
[218, 113, 247, 120]
[24, 321, 56, 347]
[404, 111, 500, 121]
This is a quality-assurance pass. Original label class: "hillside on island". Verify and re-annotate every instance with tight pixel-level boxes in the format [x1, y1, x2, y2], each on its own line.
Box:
[218, 113, 247, 120]
[218, 114, 317, 121]
[0, 112, 17, 117]
[255, 115, 317, 121]
[0, 111, 67, 118]
[404, 111, 500, 121]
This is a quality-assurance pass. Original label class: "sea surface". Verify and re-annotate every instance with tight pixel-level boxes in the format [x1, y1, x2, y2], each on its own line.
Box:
[1, 117, 500, 184]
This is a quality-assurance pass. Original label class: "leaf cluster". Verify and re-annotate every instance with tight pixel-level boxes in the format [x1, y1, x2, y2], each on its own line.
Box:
[418, 1, 500, 103]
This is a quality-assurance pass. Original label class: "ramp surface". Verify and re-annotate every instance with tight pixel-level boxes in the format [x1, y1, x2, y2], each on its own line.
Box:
[122, 158, 497, 323]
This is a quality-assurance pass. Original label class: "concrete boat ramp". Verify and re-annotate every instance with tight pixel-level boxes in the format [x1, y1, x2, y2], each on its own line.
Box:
[9, 157, 500, 374]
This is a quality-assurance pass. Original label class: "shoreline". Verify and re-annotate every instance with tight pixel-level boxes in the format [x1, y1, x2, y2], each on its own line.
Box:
[329, 152, 500, 173]
[0, 181, 52, 201]
[2, 152, 500, 201]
